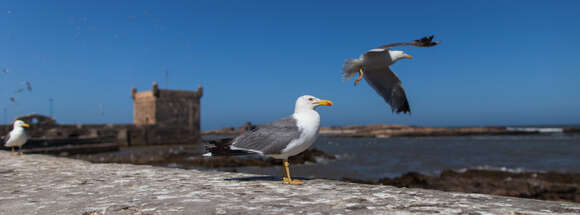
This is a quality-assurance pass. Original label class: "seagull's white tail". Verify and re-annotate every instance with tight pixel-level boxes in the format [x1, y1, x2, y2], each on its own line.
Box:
[342, 58, 363, 80]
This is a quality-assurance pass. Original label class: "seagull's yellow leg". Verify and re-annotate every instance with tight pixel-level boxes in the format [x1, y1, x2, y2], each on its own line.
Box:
[354, 68, 364, 86]
[282, 161, 290, 183]
[18, 146, 22, 156]
[283, 160, 303, 185]
[10, 147, 16, 156]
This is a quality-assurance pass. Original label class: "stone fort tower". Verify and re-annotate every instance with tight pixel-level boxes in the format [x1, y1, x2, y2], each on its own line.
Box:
[131, 82, 203, 130]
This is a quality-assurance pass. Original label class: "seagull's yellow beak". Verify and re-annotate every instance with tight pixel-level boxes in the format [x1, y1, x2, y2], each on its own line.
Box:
[406, 55, 413, 59]
[315, 100, 333, 106]
[22, 123, 30, 128]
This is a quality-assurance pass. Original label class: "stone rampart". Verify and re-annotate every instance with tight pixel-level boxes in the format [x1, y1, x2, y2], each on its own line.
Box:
[1, 152, 579, 214]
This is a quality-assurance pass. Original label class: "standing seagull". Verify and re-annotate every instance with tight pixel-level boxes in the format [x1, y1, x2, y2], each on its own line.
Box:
[4, 120, 30, 156]
[342, 35, 440, 113]
[230, 95, 333, 185]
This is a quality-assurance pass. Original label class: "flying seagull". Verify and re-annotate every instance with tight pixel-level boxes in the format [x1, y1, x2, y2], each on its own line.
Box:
[229, 95, 333, 185]
[9, 97, 16, 103]
[342, 35, 440, 113]
[4, 120, 30, 156]
[25, 81, 31, 91]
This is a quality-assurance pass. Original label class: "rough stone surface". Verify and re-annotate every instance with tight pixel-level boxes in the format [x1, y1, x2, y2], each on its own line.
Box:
[1, 152, 580, 215]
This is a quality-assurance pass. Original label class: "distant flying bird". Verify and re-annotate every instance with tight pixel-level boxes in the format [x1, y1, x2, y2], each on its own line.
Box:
[2, 68, 7, 73]
[9, 97, 16, 102]
[13, 82, 32, 93]
[3, 120, 30, 156]
[342, 35, 440, 114]
[227, 95, 332, 185]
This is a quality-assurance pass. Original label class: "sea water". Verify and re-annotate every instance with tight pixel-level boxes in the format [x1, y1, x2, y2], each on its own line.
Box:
[228, 134, 580, 181]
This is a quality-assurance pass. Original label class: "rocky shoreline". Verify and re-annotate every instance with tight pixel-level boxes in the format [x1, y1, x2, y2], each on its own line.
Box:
[320, 125, 531, 137]
[203, 123, 580, 138]
[71, 143, 335, 169]
[343, 169, 580, 203]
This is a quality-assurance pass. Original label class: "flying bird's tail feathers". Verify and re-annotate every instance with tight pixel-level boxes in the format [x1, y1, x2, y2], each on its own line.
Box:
[342, 58, 363, 80]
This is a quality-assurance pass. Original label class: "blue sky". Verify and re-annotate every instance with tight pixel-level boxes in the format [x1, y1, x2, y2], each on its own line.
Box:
[0, 0, 579, 130]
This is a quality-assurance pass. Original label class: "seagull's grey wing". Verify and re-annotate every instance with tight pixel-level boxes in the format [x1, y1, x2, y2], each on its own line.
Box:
[3, 132, 11, 146]
[374, 35, 440, 51]
[231, 116, 301, 155]
[364, 67, 411, 114]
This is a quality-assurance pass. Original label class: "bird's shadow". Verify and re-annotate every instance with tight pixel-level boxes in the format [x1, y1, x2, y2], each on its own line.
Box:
[225, 175, 312, 182]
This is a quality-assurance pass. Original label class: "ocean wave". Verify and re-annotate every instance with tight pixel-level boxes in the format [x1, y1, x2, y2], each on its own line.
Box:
[454, 165, 545, 174]
[333, 153, 354, 160]
[506, 127, 563, 133]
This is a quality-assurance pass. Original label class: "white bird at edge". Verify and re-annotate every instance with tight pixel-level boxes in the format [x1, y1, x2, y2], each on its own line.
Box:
[228, 95, 333, 185]
[342, 35, 440, 114]
[4, 120, 30, 156]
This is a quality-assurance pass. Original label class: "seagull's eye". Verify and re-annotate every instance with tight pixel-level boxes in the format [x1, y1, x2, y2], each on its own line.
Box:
[308, 98, 314, 101]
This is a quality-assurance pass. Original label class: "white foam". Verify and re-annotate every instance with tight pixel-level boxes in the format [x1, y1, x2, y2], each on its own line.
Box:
[455, 165, 544, 174]
[506, 127, 563, 133]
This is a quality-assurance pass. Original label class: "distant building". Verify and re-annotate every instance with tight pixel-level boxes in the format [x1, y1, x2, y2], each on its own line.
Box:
[131, 82, 203, 131]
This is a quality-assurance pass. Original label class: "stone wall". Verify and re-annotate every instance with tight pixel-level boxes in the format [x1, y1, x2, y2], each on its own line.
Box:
[0, 123, 131, 140]
[131, 82, 202, 131]
[154, 89, 202, 130]
[0, 122, 201, 154]
[132, 90, 157, 125]
[1, 151, 579, 214]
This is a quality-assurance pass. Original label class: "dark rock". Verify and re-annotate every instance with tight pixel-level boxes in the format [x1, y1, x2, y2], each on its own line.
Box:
[564, 127, 580, 133]
[345, 169, 580, 203]
[378, 172, 432, 189]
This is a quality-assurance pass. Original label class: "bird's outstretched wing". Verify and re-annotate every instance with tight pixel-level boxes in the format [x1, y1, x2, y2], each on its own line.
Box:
[231, 116, 301, 155]
[364, 67, 411, 114]
[374, 35, 440, 50]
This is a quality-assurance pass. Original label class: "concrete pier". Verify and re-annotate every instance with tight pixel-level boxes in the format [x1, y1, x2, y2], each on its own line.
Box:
[1, 152, 579, 214]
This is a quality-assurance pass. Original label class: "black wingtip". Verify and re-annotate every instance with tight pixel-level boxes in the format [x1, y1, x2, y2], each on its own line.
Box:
[205, 138, 253, 156]
[390, 103, 411, 114]
[395, 99, 411, 115]
[396, 105, 411, 114]
[414, 35, 440, 47]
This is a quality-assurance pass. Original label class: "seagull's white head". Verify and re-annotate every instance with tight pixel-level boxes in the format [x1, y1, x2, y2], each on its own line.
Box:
[295, 95, 333, 112]
[13, 120, 30, 128]
[389, 50, 413, 63]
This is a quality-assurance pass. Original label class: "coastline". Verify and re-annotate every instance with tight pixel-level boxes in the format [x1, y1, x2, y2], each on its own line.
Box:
[203, 124, 580, 138]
